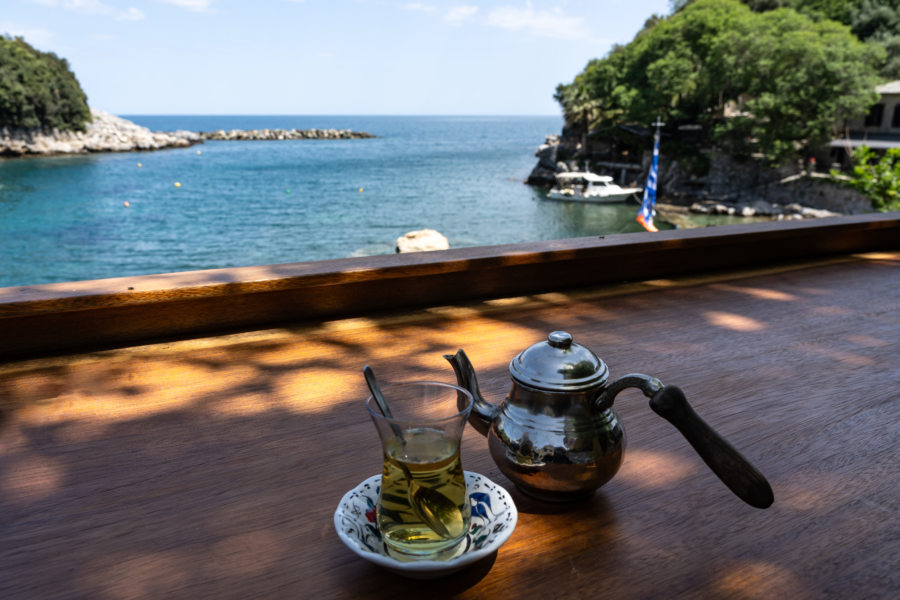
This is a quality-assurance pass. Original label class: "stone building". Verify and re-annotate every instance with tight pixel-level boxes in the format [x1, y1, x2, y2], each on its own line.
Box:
[831, 80, 900, 160]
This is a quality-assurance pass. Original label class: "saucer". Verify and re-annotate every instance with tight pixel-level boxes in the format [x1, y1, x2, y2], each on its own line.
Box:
[334, 471, 517, 579]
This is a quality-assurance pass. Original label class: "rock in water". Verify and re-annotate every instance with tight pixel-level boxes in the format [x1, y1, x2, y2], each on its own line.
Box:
[395, 229, 450, 253]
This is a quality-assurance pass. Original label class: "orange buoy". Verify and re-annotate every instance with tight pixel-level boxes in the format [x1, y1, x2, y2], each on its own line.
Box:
[123, 201, 130, 207]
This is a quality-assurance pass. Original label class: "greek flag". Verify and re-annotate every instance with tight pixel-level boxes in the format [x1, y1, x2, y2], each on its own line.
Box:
[637, 128, 660, 232]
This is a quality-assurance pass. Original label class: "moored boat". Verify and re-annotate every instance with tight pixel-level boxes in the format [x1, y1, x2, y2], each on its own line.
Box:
[546, 172, 642, 203]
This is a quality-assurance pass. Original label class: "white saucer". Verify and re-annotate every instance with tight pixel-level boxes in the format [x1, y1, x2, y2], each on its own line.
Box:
[334, 471, 517, 579]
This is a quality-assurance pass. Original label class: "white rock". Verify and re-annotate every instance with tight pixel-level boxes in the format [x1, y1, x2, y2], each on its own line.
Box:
[395, 229, 450, 253]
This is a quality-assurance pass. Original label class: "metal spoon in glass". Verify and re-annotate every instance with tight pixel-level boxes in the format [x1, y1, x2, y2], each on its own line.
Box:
[363, 366, 454, 539]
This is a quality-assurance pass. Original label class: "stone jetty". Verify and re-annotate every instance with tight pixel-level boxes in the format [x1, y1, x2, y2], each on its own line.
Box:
[1, 110, 374, 158]
[200, 128, 374, 141]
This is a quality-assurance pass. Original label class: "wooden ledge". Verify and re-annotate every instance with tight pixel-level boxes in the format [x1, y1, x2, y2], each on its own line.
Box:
[1, 213, 898, 360]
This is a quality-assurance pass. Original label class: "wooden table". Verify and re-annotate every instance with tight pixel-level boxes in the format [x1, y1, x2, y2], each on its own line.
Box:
[2, 246, 898, 599]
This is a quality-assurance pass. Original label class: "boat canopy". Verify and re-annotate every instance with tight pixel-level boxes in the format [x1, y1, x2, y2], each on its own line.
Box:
[555, 172, 613, 183]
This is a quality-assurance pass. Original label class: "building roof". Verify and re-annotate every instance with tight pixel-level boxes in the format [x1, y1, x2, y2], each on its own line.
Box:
[876, 80, 900, 94]
[830, 138, 900, 149]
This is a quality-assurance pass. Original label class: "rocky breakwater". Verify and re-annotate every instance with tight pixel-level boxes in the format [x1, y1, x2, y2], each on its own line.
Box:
[0, 109, 200, 157]
[200, 128, 374, 141]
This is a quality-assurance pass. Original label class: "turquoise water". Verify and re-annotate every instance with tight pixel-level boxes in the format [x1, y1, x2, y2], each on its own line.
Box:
[0, 115, 661, 287]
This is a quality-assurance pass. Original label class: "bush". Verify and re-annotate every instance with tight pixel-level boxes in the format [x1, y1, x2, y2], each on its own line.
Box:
[0, 35, 91, 131]
[835, 145, 900, 212]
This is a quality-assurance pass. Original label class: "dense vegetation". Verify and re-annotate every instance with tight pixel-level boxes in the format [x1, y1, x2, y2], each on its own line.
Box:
[556, 0, 883, 167]
[0, 35, 91, 131]
[839, 146, 900, 211]
[734, 0, 900, 78]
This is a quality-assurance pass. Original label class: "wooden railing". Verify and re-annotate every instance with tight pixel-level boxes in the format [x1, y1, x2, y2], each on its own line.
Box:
[1, 212, 898, 360]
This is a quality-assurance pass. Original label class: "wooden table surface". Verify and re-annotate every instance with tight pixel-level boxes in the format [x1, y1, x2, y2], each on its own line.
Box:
[1, 252, 898, 599]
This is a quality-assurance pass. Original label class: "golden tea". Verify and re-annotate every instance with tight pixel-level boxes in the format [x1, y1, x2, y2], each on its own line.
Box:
[378, 427, 470, 556]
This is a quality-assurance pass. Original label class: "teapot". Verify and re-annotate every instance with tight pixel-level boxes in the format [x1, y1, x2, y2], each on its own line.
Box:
[445, 331, 773, 508]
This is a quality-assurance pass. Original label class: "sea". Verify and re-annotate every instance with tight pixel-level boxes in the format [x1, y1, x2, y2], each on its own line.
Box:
[0, 115, 670, 288]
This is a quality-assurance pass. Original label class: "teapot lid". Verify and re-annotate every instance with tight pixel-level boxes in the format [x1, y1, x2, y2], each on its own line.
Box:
[509, 331, 609, 392]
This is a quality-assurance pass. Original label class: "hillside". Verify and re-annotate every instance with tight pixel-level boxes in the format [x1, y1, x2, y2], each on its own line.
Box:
[0, 35, 91, 132]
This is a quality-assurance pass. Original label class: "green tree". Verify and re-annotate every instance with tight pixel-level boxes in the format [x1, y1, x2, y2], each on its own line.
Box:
[558, 0, 882, 165]
[554, 81, 602, 157]
[849, 0, 900, 77]
[0, 35, 91, 131]
[722, 8, 883, 163]
[733, 0, 900, 78]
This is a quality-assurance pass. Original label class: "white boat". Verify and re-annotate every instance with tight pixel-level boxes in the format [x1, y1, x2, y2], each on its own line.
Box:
[546, 172, 642, 203]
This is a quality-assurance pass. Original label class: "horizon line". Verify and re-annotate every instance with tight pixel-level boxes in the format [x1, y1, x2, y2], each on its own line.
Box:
[115, 113, 563, 118]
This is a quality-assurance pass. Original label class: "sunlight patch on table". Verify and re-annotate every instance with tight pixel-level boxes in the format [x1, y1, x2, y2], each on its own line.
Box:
[206, 530, 285, 578]
[426, 305, 483, 319]
[644, 278, 679, 288]
[711, 559, 809, 599]
[616, 449, 698, 490]
[14, 360, 227, 423]
[532, 292, 573, 304]
[853, 251, 900, 261]
[0, 455, 65, 503]
[81, 551, 192, 599]
[484, 296, 531, 307]
[276, 369, 357, 412]
[319, 317, 381, 333]
[711, 283, 799, 301]
[792, 342, 875, 367]
[776, 470, 859, 514]
[704, 311, 766, 332]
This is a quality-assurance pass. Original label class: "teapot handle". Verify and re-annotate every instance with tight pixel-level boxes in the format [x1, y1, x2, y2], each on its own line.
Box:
[596, 374, 774, 509]
[649, 385, 774, 509]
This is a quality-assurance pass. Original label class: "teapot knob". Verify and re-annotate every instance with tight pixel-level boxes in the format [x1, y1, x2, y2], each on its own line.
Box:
[547, 331, 573, 349]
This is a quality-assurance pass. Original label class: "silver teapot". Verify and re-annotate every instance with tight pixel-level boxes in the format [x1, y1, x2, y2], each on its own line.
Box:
[445, 331, 773, 508]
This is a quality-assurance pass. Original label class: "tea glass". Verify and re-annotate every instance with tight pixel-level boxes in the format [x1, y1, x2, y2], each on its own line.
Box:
[366, 381, 474, 559]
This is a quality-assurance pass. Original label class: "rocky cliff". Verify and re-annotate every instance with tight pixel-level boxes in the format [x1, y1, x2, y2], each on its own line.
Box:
[526, 132, 872, 217]
[0, 109, 200, 156]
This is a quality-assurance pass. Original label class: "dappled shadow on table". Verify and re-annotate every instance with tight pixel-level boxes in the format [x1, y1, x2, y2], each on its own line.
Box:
[0, 253, 898, 599]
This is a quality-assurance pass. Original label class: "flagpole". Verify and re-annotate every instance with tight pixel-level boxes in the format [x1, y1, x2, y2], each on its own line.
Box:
[637, 116, 665, 232]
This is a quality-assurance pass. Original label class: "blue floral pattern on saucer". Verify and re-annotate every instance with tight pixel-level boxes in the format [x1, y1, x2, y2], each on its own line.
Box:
[334, 471, 517, 579]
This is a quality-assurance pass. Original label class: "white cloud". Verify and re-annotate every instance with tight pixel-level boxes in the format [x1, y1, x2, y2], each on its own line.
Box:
[27, 0, 145, 22]
[444, 5, 478, 26]
[0, 22, 54, 47]
[116, 7, 145, 21]
[158, 0, 215, 12]
[485, 4, 590, 40]
[404, 2, 436, 12]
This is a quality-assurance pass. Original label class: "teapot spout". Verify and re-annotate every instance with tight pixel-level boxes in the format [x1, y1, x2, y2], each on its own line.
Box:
[443, 349, 498, 437]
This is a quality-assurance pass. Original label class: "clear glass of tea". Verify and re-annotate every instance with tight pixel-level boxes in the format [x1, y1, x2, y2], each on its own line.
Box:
[366, 381, 474, 559]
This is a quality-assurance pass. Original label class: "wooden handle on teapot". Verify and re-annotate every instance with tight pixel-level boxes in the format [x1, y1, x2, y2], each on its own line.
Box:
[649, 385, 774, 509]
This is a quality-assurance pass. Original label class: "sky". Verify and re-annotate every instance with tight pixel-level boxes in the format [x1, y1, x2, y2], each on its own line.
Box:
[2, 1, 672, 115]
